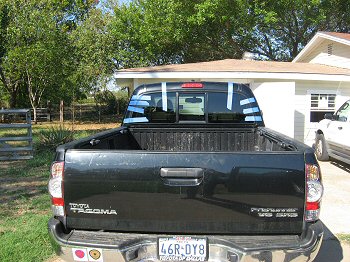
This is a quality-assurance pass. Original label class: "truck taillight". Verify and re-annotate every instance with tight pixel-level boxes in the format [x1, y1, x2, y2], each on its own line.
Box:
[181, 83, 203, 88]
[49, 161, 65, 216]
[305, 164, 323, 222]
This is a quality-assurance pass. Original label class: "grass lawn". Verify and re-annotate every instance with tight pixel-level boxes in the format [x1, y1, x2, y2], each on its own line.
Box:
[338, 234, 350, 244]
[0, 122, 119, 262]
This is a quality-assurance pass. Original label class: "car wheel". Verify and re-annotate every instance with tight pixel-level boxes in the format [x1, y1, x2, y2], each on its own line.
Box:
[315, 134, 329, 161]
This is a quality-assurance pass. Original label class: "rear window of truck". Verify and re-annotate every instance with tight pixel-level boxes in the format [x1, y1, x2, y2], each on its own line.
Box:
[124, 89, 262, 124]
[179, 93, 205, 121]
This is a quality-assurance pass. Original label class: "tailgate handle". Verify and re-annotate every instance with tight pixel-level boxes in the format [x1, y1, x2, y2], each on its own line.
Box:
[160, 168, 204, 186]
[161, 168, 204, 178]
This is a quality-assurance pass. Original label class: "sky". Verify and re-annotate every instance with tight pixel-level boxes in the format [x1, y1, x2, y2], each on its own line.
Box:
[96, 0, 132, 8]
[96, 0, 132, 15]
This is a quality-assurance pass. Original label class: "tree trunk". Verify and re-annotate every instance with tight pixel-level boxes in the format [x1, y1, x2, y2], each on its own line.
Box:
[26, 72, 37, 124]
[60, 100, 64, 123]
[33, 107, 37, 124]
[127, 86, 131, 97]
[0, 67, 19, 108]
[9, 91, 17, 108]
[71, 102, 75, 131]
[1, 107, 4, 122]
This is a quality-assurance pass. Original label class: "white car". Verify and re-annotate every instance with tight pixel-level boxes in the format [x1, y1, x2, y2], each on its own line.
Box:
[315, 99, 350, 165]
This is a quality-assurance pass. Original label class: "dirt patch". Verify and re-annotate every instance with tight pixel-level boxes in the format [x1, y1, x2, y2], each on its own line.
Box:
[32, 121, 120, 131]
[45, 256, 64, 262]
[0, 176, 45, 184]
[0, 160, 26, 169]
[0, 176, 47, 204]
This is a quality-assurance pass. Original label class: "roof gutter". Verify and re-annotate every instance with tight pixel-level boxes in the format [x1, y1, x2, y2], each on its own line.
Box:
[114, 71, 350, 82]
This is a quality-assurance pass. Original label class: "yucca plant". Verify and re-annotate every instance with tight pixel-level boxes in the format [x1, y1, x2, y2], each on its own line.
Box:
[37, 126, 74, 151]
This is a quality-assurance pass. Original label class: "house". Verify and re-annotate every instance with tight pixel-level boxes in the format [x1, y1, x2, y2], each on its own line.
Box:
[114, 32, 350, 145]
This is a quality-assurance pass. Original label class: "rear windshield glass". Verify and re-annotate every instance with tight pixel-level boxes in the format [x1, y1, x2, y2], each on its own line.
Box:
[124, 91, 262, 124]
[124, 92, 176, 124]
[179, 93, 205, 121]
[208, 92, 261, 123]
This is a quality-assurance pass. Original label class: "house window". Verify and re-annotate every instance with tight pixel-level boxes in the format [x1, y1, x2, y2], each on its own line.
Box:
[310, 93, 336, 122]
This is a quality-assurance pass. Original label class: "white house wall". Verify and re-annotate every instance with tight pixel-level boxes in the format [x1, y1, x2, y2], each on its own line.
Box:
[302, 39, 350, 69]
[295, 81, 350, 145]
[251, 82, 295, 138]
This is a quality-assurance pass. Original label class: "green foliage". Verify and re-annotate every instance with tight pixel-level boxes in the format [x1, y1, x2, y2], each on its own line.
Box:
[338, 234, 350, 243]
[1, 0, 350, 113]
[0, 210, 53, 262]
[0, 0, 97, 111]
[0, 87, 9, 107]
[27, 150, 53, 169]
[70, 7, 114, 94]
[0, 148, 54, 261]
[95, 89, 117, 114]
[110, 0, 251, 66]
[109, 0, 350, 64]
[37, 126, 74, 151]
[115, 89, 129, 115]
[7, 1, 72, 118]
[184, 0, 249, 62]
[111, 0, 186, 67]
[89, 89, 129, 115]
[234, 0, 328, 60]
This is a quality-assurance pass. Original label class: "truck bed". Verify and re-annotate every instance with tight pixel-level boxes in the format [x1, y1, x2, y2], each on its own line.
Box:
[74, 126, 297, 152]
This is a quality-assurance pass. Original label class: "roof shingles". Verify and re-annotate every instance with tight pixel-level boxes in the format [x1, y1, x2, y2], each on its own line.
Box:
[118, 59, 350, 76]
[320, 32, 350, 42]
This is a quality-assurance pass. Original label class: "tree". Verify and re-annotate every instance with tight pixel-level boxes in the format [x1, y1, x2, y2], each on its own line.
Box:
[70, 7, 115, 95]
[179, 0, 250, 62]
[110, 0, 183, 68]
[109, 0, 253, 67]
[0, 0, 97, 121]
[233, 0, 330, 61]
[109, 0, 350, 64]
[0, 0, 71, 122]
[0, 2, 21, 108]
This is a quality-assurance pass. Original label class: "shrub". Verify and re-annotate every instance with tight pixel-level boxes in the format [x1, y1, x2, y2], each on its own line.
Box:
[95, 90, 117, 114]
[37, 126, 74, 151]
[115, 90, 129, 115]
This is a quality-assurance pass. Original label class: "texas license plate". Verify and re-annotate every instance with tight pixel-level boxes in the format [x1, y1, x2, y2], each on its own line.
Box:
[158, 236, 207, 261]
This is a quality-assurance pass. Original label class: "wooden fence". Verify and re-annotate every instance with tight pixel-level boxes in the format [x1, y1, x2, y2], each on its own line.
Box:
[48, 104, 113, 122]
[34, 108, 51, 122]
[0, 109, 33, 161]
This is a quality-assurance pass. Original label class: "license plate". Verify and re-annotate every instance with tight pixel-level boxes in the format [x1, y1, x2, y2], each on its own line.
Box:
[158, 236, 207, 261]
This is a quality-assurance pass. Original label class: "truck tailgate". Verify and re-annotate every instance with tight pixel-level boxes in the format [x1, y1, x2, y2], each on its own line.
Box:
[64, 151, 305, 234]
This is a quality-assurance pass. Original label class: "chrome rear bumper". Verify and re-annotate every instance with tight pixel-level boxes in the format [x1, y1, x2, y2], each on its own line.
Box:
[48, 218, 323, 262]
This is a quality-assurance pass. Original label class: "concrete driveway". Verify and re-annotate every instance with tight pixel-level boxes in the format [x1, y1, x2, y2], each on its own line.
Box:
[314, 161, 350, 262]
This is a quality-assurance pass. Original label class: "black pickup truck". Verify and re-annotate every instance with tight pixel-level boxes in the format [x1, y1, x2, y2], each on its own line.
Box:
[48, 82, 323, 262]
